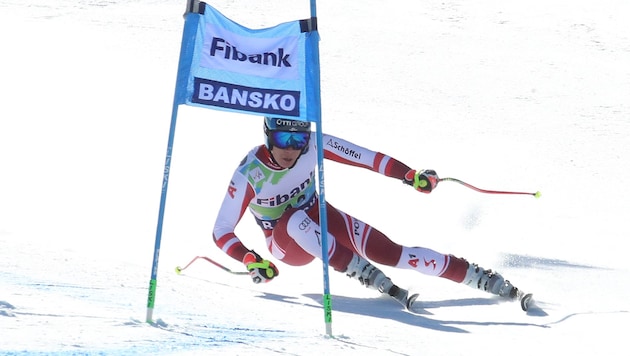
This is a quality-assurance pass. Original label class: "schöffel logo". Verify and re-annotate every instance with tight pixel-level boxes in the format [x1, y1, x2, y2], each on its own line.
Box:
[192, 78, 300, 116]
[326, 138, 362, 159]
[209, 37, 292, 68]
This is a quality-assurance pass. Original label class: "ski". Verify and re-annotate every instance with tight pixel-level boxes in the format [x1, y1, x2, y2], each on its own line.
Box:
[402, 291, 535, 313]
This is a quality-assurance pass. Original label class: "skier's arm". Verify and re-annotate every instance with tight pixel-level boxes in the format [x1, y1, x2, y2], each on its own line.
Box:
[212, 171, 255, 263]
[213, 159, 279, 284]
[322, 134, 411, 179]
[322, 134, 439, 193]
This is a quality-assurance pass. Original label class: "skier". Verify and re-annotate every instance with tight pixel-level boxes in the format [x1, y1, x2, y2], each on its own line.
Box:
[212, 117, 523, 309]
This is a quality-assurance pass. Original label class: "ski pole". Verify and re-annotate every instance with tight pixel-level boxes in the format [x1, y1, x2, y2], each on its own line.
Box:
[439, 177, 541, 198]
[175, 256, 249, 275]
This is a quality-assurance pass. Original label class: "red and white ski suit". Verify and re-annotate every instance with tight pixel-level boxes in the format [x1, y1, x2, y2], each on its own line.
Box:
[212, 133, 467, 282]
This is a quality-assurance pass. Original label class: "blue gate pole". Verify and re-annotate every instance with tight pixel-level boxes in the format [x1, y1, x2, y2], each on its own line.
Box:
[308, 0, 333, 337]
[145, 0, 200, 323]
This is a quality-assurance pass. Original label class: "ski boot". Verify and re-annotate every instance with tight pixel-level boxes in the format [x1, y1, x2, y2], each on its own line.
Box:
[462, 262, 519, 299]
[344, 254, 411, 308]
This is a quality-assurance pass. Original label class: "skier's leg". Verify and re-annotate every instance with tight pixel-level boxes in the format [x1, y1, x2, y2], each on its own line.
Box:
[394, 246, 519, 299]
[271, 207, 352, 270]
[273, 207, 408, 304]
[335, 209, 520, 300]
[323, 202, 403, 265]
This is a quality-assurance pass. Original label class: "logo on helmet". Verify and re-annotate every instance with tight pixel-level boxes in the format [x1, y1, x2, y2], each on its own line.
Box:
[266, 117, 311, 132]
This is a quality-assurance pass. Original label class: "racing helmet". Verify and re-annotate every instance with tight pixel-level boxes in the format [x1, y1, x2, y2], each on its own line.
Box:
[263, 117, 311, 151]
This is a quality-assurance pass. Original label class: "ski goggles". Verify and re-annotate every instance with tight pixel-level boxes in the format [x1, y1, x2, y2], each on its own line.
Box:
[268, 131, 310, 150]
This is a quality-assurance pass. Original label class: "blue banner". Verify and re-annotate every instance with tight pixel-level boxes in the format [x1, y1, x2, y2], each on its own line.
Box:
[176, 2, 316, 121]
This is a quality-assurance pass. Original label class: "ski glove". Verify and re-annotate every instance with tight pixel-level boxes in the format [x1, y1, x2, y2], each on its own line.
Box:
[242, 250, 279, 284]
[403, 169, 439, 193]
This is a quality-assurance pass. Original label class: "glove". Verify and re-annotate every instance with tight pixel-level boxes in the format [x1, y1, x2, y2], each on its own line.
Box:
[242, 250, 279, 284]
[403, 169, 439, 193]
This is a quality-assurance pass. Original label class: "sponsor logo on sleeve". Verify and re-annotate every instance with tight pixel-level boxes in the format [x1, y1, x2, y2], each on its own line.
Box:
[326, 138, 361, 159]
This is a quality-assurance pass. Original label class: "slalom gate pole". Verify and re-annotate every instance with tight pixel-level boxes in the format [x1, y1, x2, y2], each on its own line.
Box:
[145, 0, 201, 323]
[308, 0, 333, 337]
[439, 177, 541, 198]
[175, 256, 249, 275]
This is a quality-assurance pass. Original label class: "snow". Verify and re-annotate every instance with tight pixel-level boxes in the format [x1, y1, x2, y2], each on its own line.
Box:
[1, 0, 629, 355]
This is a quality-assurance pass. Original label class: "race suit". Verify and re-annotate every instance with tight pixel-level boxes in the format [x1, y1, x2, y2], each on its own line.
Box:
[212, 133, 468, 281]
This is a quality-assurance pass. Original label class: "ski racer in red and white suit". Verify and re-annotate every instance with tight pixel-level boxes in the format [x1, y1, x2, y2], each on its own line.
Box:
[212, 117, 522, 304]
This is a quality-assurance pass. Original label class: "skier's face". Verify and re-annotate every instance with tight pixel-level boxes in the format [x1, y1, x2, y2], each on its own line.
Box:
[270, 146, 303, 169]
